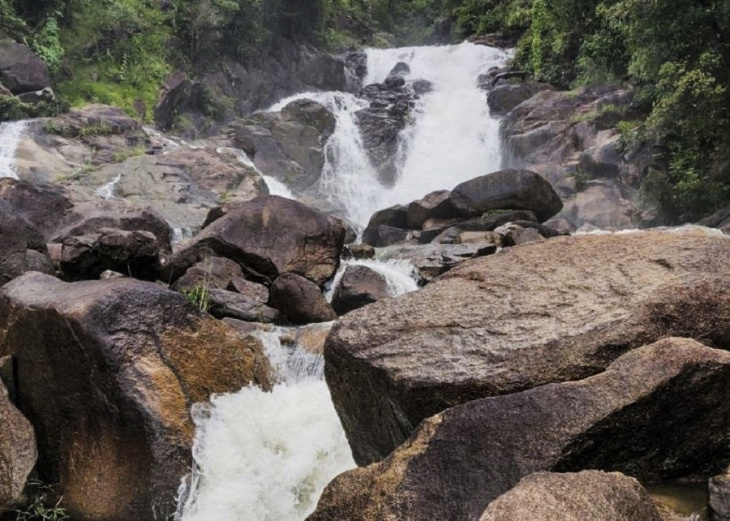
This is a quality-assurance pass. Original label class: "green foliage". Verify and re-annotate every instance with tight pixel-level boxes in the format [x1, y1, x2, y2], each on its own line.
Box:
[30, 14, 64, 74]
[9, 480, 69, 521]
[0, 95, 67, 122]
[182, 286, 211, 312]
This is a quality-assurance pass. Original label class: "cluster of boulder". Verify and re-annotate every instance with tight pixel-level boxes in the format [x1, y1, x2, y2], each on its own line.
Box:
[310, 226, 730, 521]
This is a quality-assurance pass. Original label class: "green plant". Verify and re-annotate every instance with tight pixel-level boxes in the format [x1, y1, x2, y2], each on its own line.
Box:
[11, 480, 69, 521]
[182, 286, 211, 312]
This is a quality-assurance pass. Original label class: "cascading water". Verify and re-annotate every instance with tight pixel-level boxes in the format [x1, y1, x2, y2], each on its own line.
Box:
[177, 330, 355, 521]
[0, 119, 29, 180]
[177, 42, 508, 521]
[325, 258, 420, 302]
[269, 42, 509, 229]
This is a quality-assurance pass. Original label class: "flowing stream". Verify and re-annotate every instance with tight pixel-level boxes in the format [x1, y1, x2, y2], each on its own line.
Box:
[178, 42, 508, 521]
[0, 119, 29, 180]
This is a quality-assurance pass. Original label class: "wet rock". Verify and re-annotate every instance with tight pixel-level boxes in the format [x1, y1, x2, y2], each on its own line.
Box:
[384, 62, 410, 89]
[331, 265, 389, 315]
[312, 339, 730, 521]
[479, 471, 670, 521]
[208, 288, 280, 323]
[362, 205, 409, 246]
[379, 242, 497, 283]
[0, 358, 37, 510]
[60, 228, 160, 281]
[448, 169, 563, 222]
[0, 201, 54, 285]
[343, 243, 375, 260]
[487, 82, 553, 116]
[163, 196, 346, 287]
[153, 79, 232, 138]
[0, 179, 74, 239]
[235, 99, 335, 194]
[455, 230, 502, 246]
[0, 272, 271, 521]
[0, 39, 50, 94]
[51, 200, 173, 253]
[171, 257, 244, 292]
[325, 229, 730, 465]
[270, 273, 337, 324]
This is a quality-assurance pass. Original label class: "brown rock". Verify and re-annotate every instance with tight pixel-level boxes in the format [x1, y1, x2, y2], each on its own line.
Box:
[311, 339, 730, 521]
[0, 358, 37, 510]
[270, 273, 337, 324]
[325, 228, 730, 465]
[227, 276, 269, 303]
[479, 471, 666, 521]
[0, 39, 49, 94]
[207, 288, 281, 323]
[406, 190, 458, 229]
[0, 272, 271, 521]
[0, 179, 74, 239]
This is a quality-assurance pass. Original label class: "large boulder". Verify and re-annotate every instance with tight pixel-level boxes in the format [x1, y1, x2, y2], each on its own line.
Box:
[0, 272, 271, 521]
[478, 471, 672, 521]
[310, 339, 730, 521]
[325, 228, 730, 465]
[0, 358, 37, 511]
[0, 201, 54, 285]
[0, 39, 50, 94]
[164, 196, 346, 287]
[270, 273, 337, 324]
[50, 200, 174, 253]
[448, 169, 563, 222]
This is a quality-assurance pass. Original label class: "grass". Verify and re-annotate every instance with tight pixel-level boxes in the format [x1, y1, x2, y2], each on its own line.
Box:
[10, 480, 69, 521]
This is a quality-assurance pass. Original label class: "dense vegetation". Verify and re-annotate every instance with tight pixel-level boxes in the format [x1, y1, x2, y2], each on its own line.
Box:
[1, 0, 728, 221]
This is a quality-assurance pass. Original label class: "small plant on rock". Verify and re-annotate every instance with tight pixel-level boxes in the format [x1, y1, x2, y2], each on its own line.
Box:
[8, 480, 69, 521]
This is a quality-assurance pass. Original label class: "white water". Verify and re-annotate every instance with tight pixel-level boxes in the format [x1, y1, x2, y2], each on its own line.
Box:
[0, 120, 29, 180]
[178, 331, 355, 521]
[95, 173, 121, 200]
[325, 258, 420, 302]
[178, 42, 508, 521]
[217, 146, 294, 198]
[269, 42, 509, 229]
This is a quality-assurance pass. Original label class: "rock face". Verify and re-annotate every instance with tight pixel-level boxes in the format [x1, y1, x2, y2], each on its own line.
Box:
[500, 86, 653, 229]
[269, 273, 337, 324]
[0, 272, 271, 521]
[310, 339, 730, 521]
[0, 39, 50, 94]
[478, 471, 668, 521]
[331, 265, 389, 315]
[710, 469, 730, 521]
[0, 359, 37, 510]
[233, 99, 336, 194]
[0, 201, 54, 285]
[325, 228, 730, 465]
[165, 196, 346, 287]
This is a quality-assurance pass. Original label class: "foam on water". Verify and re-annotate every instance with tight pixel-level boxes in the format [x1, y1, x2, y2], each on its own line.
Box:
[0, 120, 29, 180]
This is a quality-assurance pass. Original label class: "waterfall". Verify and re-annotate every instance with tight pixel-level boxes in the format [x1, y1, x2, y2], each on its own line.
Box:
[177, 42, 508, 521]
[0, 119, 29, 180]
[95, 173, 122, 200]
[177, 330, 355, 521]
[268, 42, 509, 229]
